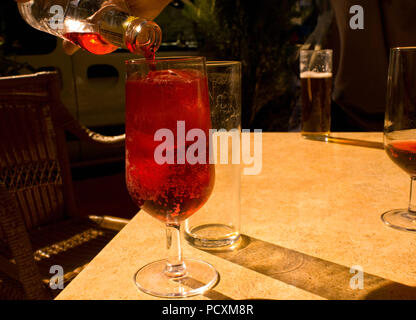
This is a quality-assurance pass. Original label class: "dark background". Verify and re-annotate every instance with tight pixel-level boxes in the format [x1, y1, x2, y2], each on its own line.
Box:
[0, 0, 320, 131]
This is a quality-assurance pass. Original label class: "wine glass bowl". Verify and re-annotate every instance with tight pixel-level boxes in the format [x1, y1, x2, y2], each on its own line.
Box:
[382, 47, 416, 232]
[125, 56, 218, 297]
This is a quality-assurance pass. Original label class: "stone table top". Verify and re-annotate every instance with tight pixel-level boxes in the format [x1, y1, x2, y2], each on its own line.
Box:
[56, 132, 416, 300]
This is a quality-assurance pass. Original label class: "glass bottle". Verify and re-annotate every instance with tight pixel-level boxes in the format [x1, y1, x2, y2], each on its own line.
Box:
[17, 0, 161, 56]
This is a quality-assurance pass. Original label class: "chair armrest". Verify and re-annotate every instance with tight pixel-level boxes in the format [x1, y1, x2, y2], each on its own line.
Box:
[53, 100, 125, 147]
[67, 121, 125, 147]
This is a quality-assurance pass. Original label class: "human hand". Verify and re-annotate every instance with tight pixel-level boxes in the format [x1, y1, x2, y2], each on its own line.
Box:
[16, 0, 171, 54]
[63, 0, 171, 54]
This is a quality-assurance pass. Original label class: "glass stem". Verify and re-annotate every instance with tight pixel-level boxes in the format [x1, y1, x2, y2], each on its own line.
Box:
[164, 223, 187, 278]
[408, 177, 416, 214]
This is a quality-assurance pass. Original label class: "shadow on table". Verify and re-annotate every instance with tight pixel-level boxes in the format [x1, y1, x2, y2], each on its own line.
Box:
[306, 135, 384, 150]
[175, 276, 234, 300]
[203, 235, 416, 300]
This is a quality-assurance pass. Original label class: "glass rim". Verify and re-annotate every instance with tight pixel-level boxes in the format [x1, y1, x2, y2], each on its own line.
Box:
[391, 46, 416, 52]
[206, 61, 241, 66]
[125, 56, 205, 65]
[300, 49, 333, 54]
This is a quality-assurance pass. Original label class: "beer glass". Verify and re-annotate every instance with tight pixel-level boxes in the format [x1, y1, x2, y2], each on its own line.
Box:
[382, 47, 416, 232]
[299, 49, 333, 138]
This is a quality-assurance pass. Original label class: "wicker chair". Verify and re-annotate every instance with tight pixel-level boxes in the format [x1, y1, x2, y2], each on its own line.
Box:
[0, 72, 129, 299]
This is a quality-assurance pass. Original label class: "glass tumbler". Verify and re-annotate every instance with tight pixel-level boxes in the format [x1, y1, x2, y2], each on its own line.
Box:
[184, 61, 242, 249]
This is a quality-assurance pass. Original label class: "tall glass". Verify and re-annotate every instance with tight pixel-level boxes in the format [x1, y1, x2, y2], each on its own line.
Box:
[125, 57, 218, 297]
[382, 47, 416, 232]
[185, 61, 242, 249]
[300, 49, 333, 138]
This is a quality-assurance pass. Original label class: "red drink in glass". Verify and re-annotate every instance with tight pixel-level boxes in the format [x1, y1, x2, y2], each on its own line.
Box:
[125, 69, 214, 225]
[64, 32, 118, 55]
[126, 57, 219, 298]
[386, 141, 416, 176]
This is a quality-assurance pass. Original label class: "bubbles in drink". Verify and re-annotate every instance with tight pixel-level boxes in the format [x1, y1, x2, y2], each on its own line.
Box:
[125, 69, 214, 225]
[300, 71, 333, 136]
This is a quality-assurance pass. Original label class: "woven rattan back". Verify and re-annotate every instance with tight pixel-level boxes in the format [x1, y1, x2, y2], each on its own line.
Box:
[0, 72, 76, 232]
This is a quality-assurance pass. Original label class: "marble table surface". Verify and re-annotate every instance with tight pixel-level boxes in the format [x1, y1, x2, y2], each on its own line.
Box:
[56, 132, 416, 300]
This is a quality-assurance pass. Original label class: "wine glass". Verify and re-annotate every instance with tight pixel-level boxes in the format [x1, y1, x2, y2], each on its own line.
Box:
[382, 47, 416, 232]
[125, 57, 219, 297]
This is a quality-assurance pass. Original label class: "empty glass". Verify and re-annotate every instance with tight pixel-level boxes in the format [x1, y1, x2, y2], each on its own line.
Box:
[185, 61, 242, 249]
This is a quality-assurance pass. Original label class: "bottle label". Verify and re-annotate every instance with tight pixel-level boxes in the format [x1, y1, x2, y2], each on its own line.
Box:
[99, 14, 135, 48]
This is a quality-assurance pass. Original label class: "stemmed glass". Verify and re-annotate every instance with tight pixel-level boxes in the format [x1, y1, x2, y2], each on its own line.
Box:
[383, 47, 416, 232]
[125, 57, 219, 297]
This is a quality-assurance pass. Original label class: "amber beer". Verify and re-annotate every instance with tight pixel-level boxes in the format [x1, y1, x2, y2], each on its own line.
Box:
[300, 71, 332, 136]
[300, 49, 333, 137]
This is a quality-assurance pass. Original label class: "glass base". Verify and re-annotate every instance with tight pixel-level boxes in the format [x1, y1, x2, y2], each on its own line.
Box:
[381, 209, 416, 232]
[302, 132, 330, 142]
[133, 259, 219, 298]
[185, 223, 241, 249]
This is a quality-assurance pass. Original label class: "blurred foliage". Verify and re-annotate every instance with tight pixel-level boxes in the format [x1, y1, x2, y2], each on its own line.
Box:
[154, 3, 196, 47]
[182, 0, 308, 130]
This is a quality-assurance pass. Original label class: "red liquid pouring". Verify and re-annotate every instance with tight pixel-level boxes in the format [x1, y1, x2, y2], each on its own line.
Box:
[64, 32, 158, 58]
[64, 32, 118, 55]
[125, 69, 214, 224]
[142, 47, 156, 70]
[386, 141, 416, 176]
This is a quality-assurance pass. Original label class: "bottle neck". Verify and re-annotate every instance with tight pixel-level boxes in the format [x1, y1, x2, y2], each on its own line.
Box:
[98, 11, 161, 55]
[124, 18, 161, 57]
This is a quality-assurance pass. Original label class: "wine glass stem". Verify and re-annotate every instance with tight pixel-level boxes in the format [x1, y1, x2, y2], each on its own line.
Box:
[408, 177, 416, 214]
[164, 223, 187, 278]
